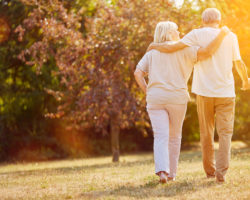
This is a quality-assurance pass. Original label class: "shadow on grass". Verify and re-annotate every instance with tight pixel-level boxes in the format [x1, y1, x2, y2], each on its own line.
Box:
[1, 148, 249, 176]
[80, 177, 217, 199]
[0, 158, 153, 176]
[0, 151, 200, 176]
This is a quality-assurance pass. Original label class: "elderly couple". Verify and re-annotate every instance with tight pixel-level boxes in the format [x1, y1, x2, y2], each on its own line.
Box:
[134, 8, 250, 183]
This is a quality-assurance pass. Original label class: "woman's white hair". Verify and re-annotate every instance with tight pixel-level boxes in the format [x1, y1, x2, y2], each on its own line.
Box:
[154, 21, 178, 43]
[202, 8, 221, 24]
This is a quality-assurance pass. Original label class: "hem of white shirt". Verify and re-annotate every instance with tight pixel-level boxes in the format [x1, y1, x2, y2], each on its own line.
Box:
[192, 91, 236, 98]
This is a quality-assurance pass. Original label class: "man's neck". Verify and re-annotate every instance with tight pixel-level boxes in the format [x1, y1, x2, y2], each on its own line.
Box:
[203, 23, 219, 28]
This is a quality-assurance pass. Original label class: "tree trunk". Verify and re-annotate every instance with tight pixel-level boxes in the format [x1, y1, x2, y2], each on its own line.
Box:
[110, 117, 119, 162]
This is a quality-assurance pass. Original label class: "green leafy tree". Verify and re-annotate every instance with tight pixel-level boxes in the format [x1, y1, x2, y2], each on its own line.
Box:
[0, 0, 60, 160]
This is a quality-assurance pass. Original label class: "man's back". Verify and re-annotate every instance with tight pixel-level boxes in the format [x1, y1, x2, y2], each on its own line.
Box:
[181, 27, 241, 97]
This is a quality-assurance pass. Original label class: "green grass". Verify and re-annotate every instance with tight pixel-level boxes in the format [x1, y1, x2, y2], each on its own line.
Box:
[0, 142, 250, 200]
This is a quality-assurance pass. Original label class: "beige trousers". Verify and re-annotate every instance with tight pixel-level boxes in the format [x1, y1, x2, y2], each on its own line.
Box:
[196, 95, 235, 180]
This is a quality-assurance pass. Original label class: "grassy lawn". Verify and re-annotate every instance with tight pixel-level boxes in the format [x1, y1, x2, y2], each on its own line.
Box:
[0, 142, 250, 200]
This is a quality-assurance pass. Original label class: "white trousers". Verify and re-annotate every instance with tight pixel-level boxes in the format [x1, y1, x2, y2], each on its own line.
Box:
[147, 104, 187, 178]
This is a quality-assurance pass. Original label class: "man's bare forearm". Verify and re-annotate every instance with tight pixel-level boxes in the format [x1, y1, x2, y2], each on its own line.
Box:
[235, 60, 248, 83]
[147, 41, 187, 53]
[234, 60, 250, 90]
[246, 78, 250, 90]
[197, 26, 229, 61]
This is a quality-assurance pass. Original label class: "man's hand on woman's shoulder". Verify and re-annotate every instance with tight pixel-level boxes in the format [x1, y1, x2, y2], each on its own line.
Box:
[147, 42, 157, 52]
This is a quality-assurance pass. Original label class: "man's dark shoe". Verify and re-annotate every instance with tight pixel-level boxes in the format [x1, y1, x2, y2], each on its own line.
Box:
[206, 174, 215, 179]
[216, 176, 225, 183]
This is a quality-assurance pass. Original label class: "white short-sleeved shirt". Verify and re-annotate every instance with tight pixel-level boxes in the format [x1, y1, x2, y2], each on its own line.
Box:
[136, 44, 198, 105]
[181, 27, 241, 97]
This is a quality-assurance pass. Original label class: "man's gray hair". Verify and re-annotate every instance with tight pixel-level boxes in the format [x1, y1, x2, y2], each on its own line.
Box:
[202, 8, 221, 24]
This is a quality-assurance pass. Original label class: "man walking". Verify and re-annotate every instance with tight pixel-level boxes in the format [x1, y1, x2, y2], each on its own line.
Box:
[148, 8, 250, 182]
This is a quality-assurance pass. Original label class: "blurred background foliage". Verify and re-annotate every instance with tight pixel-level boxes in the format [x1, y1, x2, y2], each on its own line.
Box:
[0, 0, 249, 162]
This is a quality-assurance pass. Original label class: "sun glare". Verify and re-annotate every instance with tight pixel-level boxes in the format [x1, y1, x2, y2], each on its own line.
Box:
[175, 0, 184, 7]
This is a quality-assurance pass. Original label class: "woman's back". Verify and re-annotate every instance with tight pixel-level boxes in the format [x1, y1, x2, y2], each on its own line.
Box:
[136, 45, 198, 105]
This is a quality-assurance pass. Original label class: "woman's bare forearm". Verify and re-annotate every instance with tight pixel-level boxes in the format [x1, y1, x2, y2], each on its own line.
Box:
[135, 76, 147, 93]
[134, 69, 147, 93]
